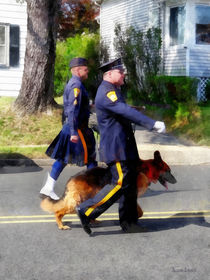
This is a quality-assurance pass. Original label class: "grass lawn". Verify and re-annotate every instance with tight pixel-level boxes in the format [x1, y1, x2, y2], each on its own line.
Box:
[168, 102, 210, 146]
[0, 96, 63, 159]
[197, 103, 210, 145]
[0, 97, 209, 159]
[0, 146, 48, 159]
[144, 101, 210, 146]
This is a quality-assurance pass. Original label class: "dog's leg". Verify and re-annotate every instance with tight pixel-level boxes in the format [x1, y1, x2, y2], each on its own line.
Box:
[55, 209, 71, 230]
[137, 203, 143, 218]
[137, 172, 149, 197]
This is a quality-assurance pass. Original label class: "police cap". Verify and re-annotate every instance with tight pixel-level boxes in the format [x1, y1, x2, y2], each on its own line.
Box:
[69, 57, 88, 68]
[99, 58, 124, 73]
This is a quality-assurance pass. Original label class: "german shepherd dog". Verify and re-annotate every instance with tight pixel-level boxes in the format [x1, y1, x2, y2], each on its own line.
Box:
[40, 151, 176, 230]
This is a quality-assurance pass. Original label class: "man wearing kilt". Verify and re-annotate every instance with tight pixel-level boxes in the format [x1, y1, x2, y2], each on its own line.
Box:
[40, 57, 97, 200]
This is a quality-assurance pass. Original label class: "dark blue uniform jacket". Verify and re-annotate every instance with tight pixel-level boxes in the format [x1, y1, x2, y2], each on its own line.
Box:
[95, 80, 155, 164]
[63, 75, 90, 136]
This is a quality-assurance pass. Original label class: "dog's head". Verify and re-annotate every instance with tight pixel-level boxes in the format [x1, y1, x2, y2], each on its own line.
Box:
[138, 151, 177, 189]
[153, 151, 177, 189]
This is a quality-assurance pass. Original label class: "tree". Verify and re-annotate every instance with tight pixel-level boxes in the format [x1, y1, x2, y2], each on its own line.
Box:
[58, 0, 99, 39]
[114, 24, 162, 104]
[14, 0, 62, 115]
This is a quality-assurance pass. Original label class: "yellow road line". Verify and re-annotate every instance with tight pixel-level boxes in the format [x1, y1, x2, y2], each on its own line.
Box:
[141, 214, 210, 219]
[0, 220, 60, 224]
[0, 213, 119, 219]
[0, 218, 117, 224]
[143, 210, 210, 214]
[1, 210, 210, 220]
[0, 214, 74, 219]
[0, 213, 210, 224]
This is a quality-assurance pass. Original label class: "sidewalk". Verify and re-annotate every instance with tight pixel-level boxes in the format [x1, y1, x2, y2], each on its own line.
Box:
[0, 126, 210, 167]
[135, 126, 210, 165]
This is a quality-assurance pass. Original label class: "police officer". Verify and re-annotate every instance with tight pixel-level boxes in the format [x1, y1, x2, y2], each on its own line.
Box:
[76, 58, 166, 235]
[40, 57, 97, 200]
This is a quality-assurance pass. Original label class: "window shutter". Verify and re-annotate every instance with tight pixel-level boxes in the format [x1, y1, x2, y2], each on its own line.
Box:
[10, 24, 20, 67]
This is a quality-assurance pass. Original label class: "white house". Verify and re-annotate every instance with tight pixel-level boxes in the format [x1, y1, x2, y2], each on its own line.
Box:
[0, 0, 27, 97]
[96, 0, 210, 100]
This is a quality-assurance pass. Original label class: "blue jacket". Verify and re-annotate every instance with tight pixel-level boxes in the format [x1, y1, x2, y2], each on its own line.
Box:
[63, 75, 90, 136]
[95, 80, 155, 164]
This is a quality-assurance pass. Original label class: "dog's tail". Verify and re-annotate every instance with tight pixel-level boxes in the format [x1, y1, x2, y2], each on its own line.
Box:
[40, 197, 65, 213]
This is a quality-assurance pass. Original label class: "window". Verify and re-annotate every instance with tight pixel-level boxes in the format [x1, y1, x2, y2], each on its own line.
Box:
[10, 25, 20, 66]
[0, 24, 9, 66]
[196, 5, 210, 45]
[148, 8, 159, 28]
[169, 6, 186, 46]
[0, 23, 20, 67]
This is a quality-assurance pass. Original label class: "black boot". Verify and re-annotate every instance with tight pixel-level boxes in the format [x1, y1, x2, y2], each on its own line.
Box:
[76, 207, 92, 235]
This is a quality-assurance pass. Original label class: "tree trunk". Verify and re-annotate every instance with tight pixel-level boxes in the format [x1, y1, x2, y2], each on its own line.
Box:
[14, 0, 61, 115]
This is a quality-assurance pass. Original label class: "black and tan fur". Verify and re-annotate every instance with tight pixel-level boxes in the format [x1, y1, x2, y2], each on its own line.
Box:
[40, 151, 176, 230]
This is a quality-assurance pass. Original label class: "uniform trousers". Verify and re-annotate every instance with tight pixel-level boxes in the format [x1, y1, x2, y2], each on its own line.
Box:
[78, 160, 139, 226]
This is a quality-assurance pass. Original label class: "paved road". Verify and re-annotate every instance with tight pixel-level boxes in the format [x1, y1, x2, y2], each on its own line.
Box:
[0, 164, 210, 280]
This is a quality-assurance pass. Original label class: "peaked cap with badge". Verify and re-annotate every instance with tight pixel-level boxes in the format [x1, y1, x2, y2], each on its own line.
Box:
[99, 58, 125, 73]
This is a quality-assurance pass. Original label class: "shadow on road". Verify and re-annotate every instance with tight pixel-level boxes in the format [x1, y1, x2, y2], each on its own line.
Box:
[64, 212, 210, 237]
[143, 188, 201, 198]
[140, 213, 210, 232]
[0, 153, 42, 173]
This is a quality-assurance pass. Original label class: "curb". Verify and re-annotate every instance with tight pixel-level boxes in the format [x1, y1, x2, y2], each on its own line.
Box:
[0, 158, 54, 167]
[1, 144, 210, 166]
[137, 144, 210, 165]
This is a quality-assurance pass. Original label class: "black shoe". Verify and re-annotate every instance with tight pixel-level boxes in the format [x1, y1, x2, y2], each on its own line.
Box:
[76, 207, 92, 235]
[121, 222, 147, 233]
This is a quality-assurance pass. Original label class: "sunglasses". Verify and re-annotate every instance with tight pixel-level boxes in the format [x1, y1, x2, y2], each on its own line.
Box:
[112, 69, 125, 74]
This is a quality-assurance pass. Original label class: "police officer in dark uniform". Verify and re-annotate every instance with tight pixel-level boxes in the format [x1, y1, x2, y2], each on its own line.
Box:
[76, 58, 166, 234]
[40, 57, 97, 200]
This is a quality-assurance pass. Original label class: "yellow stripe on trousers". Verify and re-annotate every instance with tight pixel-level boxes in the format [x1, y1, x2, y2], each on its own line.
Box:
[77, 129, 88, 164]
[85, 162, 123, 217]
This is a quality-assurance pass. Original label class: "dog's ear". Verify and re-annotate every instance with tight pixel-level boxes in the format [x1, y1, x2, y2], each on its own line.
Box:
[154, 151, 162, 163]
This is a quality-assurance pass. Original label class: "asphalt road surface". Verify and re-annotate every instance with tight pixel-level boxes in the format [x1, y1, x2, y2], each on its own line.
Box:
[0, 164, 210, 280]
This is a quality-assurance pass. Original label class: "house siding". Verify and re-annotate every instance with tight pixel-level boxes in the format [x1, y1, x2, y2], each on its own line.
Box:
[100, 0, 156, 57]
[162, 0, 210, 78]
[164, 48, 187, 76]
[100, 0, 210, 79]
[0, 0, 27, 97]
[101, 0, 181, 75]
[189, 48, 210, 77]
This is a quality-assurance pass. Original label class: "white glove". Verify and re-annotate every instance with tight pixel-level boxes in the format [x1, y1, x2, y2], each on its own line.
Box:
[153, 121, 166, 133]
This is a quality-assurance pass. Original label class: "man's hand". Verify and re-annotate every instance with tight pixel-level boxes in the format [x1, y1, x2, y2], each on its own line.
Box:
[70, 135, 79, 143]
[153, 121, 166, 133]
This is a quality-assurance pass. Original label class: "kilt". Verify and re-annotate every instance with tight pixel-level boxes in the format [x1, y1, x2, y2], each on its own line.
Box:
[46, 123, 96, 166]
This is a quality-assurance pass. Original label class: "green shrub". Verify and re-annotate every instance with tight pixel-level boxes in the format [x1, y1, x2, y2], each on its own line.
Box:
[152, 76, 200, 127]
[114, 24, 162, 104]
[113, 24, 199, 107]
[54, 32, 100, 99]
[153, 76, 199, 105]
